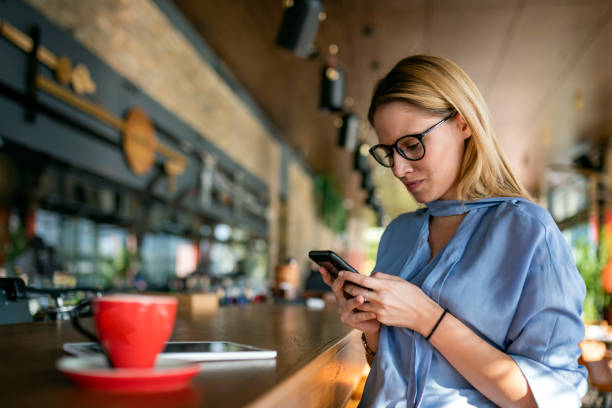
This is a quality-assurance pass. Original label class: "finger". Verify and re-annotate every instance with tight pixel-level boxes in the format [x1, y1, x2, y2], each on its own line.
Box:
[331, 273, 348, 300]
[344, 294, 365, 312]
[355, 301, 375, 312]
[341, 310, 375, 327]
[339, 271, 382, 290]
[343, 283, 371, 298]
[342, 283, 382, 304]
[371, 271, 399, 280]
[339, 294, 363, 316]
[319, 267, 334, 286]
[350, 311, 377, 323]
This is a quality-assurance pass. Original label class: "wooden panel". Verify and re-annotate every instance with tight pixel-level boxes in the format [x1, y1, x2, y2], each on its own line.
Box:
[248, 330, 365, 408]
[172, 0, 612, 210]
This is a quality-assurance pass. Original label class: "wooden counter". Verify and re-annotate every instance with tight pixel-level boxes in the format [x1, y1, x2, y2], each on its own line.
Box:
[0, 304, 366, 407]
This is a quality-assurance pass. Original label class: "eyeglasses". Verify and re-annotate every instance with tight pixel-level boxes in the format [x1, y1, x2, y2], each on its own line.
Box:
[369, 111, 457, 167]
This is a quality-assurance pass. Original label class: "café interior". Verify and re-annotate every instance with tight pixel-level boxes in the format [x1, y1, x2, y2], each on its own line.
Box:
[1, 0, 612, 406]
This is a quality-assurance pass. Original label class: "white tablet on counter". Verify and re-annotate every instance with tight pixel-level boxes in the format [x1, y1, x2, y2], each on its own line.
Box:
[63, 341, 277, 361]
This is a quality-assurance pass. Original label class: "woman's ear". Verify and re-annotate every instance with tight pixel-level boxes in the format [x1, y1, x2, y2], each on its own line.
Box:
[455, 113, 472, 140]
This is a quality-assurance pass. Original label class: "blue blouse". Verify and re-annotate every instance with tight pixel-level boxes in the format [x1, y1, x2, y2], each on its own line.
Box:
[358, 197, 588, 407]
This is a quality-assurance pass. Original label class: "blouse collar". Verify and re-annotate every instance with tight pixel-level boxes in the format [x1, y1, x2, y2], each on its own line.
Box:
[426, 197, 525, 216]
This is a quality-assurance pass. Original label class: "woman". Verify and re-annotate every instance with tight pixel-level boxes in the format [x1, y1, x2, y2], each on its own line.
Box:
[320, 55, 587, 407]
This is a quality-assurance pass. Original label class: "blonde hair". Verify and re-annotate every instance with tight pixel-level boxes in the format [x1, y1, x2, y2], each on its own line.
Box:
[368, 55, 531, 201]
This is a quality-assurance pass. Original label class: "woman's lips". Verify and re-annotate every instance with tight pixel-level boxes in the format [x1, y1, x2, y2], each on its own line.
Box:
[404, 180, 423, 192]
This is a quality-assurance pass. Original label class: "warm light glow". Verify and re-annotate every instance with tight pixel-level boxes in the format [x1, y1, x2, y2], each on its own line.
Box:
[334, 117, 343, 128]
[573, 89, 584, 111]
[326, 67, 339, 81]
[359, 144, 370, 156]
[318, 11, 327, 21]
[329, 43, 338, 55]
[541, 127, 552, 146]
[175, 243, 197, 278]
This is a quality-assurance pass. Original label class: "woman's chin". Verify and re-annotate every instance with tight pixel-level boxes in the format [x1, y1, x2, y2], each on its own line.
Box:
[407, 182, 459, 203]
[408, 190, 430, 203]
[410, 190, 446, 204]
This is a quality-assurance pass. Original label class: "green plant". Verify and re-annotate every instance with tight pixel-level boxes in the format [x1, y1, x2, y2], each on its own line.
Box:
[1, 217, 27, 275]
[314, 174, 347, 233]
[98, 242, 140, 288]
[6, 225, 26, 265]
[575, 235, 610, 322]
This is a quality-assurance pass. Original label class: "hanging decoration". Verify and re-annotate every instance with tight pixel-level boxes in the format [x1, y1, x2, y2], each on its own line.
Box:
[0, 20, 187, 192]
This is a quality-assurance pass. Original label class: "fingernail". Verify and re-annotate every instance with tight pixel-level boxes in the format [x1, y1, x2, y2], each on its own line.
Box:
[339, 271, 344, 277]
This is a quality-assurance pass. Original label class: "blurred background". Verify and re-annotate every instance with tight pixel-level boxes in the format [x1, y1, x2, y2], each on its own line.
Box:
[1, 0, 612, 328]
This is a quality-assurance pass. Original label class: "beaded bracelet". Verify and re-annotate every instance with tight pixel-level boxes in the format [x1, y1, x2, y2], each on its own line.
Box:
[425, 308, 448, 341]
[361, 332, 376, 357]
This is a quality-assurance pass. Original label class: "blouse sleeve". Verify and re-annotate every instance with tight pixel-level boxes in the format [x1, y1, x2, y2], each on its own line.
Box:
[505, 225, 588, 407]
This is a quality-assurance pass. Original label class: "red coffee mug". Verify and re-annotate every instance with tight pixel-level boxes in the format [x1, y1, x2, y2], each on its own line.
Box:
[72, 295, 178, 369]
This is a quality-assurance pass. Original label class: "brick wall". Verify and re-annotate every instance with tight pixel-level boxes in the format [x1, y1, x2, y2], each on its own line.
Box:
[26, 0, 279, 186]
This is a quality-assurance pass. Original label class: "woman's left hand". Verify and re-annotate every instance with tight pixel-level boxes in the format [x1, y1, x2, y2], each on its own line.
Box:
[340, 271, 443, 337]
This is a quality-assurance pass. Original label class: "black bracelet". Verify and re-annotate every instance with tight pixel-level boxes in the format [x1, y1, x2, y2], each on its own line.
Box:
[425, 308, 448, 341]
[361, 332, 376, 357]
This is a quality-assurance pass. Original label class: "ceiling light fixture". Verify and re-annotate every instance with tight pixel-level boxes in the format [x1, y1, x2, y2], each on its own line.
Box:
[353, 142, 370, 171]
[361, 167, 374, 190]
[338, 112, 359, 152]
[319, 64, 344, 112]
[276, 0, 323, 59]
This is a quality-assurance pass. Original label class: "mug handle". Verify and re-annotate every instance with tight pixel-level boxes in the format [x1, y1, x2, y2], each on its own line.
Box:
[70, 299, 114, 368]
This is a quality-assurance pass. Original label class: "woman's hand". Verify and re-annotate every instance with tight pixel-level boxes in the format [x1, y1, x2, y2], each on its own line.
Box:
[340, 271, 443, 337]
[319, 267, 381, 335]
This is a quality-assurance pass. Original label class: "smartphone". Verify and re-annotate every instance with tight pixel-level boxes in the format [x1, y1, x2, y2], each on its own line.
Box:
[309, 250, 366, 299]
[308, 250, 359, 279]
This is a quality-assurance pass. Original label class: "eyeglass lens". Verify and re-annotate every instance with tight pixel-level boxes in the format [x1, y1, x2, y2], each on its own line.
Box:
[371, 136, 424, 167]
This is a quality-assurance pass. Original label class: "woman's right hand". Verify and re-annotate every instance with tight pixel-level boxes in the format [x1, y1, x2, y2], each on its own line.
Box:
[319, 266, 381, 335]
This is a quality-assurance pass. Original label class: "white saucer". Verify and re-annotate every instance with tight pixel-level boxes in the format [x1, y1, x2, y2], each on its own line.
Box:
[57, 355, 201, 392]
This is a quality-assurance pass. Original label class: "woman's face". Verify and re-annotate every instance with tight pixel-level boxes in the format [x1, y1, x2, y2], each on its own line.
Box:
[372, 101, 471, 203]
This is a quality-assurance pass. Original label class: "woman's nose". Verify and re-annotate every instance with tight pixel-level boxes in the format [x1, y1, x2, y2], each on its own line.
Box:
[391, 150, 414, 178]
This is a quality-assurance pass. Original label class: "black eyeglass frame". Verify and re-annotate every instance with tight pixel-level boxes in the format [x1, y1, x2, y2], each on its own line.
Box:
[369, 111, 457, 167]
